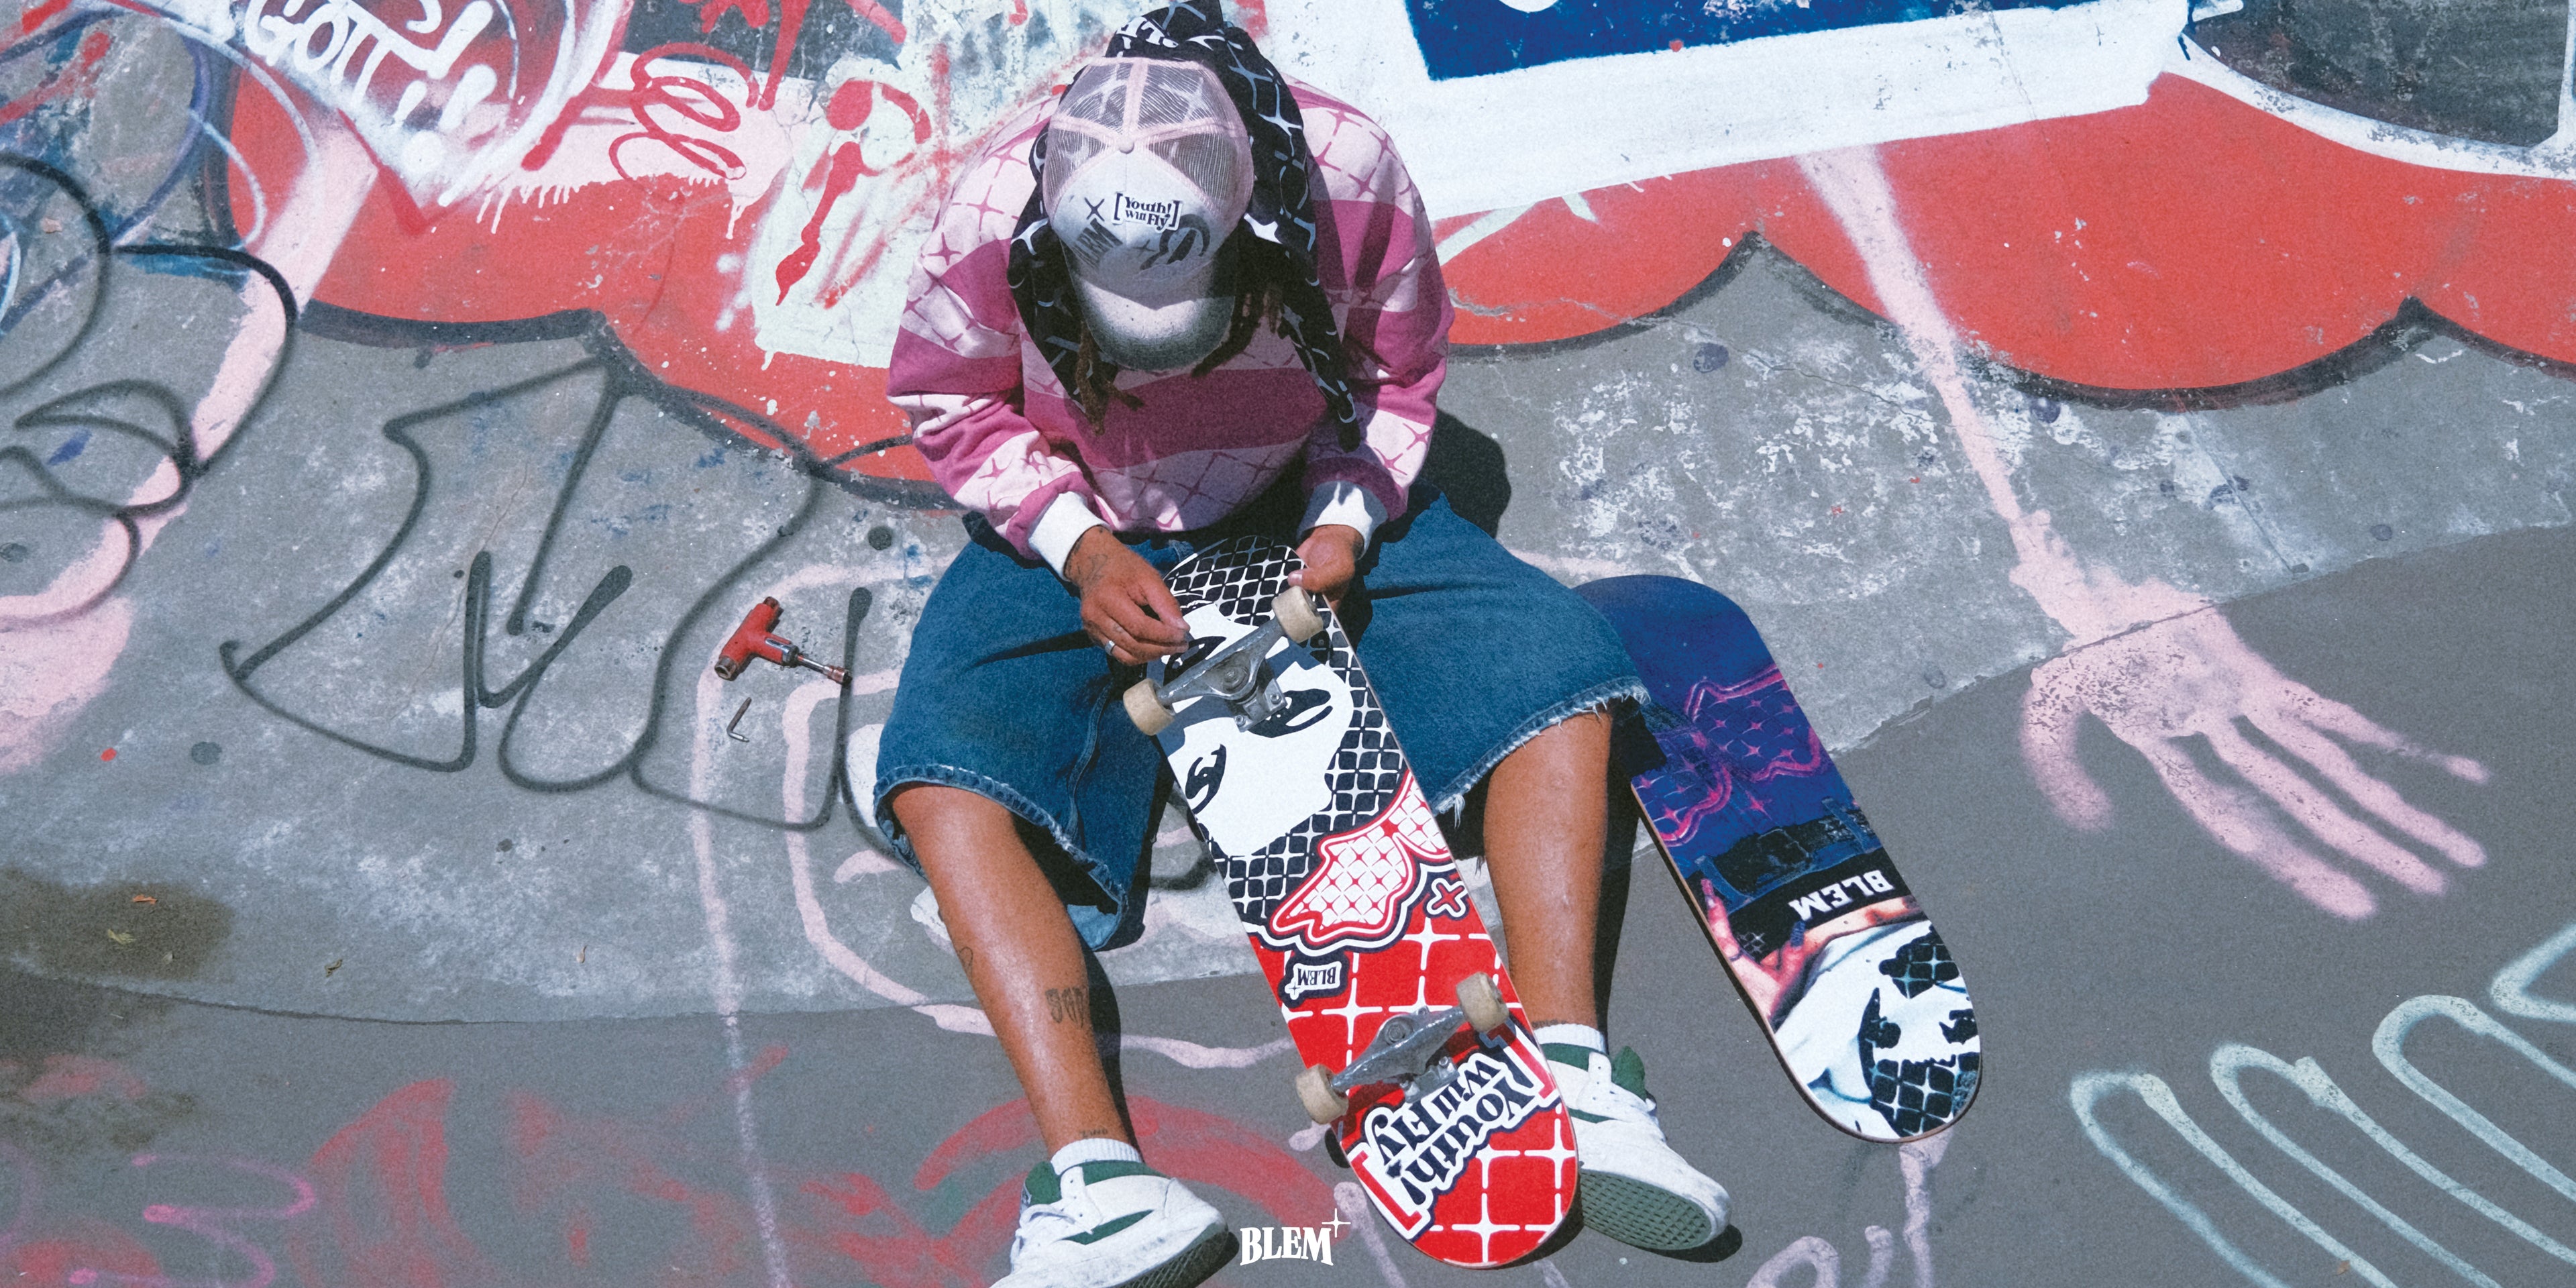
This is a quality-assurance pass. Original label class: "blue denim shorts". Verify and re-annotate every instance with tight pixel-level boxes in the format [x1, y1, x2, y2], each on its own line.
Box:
[873, 484, 1645, 950]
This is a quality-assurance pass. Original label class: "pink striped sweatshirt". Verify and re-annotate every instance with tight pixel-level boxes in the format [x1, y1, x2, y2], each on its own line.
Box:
[885, 82, 1451, 572]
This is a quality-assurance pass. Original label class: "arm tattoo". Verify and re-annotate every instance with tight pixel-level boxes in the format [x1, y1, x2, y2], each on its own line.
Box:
[1045, 985, 1091, 1026]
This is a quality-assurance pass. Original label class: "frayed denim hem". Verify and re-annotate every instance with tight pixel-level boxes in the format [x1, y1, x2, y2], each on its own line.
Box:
[872, 763, 1130, 947]
[1426, 676, 1652, 817]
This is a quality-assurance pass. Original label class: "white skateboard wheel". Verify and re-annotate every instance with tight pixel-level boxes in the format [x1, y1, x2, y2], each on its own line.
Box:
[1275, 585, 1326, 643]
[1458, 972, 1509, 1035]
[1124, 678, 1174, 736]
[1296, 1062, 1348, 1124]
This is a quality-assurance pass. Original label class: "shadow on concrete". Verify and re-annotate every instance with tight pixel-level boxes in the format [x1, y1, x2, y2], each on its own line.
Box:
[1421, 412, 1513, 535]
[1658, 1224, 1746, 1264]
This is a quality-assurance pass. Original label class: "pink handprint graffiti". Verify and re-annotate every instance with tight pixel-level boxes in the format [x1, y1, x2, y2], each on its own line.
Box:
[1799, 146, 2489, 919]
[2019, 608, 2489, 918]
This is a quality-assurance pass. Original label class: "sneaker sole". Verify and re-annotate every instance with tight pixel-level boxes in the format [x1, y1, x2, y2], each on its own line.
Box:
[1111, 1223, 1236, 1288]
[1578, 1172, 1718, 1252]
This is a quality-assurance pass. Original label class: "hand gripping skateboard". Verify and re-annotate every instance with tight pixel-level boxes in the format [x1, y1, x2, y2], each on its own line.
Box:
[1126, 537, 1575, 1267]
[1577, 576, 1980, 1143]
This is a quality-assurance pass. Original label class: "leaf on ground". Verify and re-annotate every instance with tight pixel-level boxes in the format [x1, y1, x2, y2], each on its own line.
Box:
[105, 929, 135, 945]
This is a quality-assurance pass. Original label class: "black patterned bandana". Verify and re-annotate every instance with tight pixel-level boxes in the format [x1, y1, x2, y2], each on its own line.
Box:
[1006, 1, 1361, 449]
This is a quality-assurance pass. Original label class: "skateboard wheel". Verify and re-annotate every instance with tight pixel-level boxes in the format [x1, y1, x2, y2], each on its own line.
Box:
[1296, 1063, 1348, 1124]
[1275, 585, 1326, 644]
[1458, 972, 1509, 1035]
[1124, 679, 1174, 736]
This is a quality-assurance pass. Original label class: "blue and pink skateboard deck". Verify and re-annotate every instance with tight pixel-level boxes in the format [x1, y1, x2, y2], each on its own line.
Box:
[1579, 576, 1980, 1142]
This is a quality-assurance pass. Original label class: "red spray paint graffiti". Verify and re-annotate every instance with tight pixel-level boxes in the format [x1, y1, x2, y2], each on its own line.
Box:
[1440, 73, 2576, 387]
[274, 1075, 1329, 1288]
[217, 30, 2576, 499]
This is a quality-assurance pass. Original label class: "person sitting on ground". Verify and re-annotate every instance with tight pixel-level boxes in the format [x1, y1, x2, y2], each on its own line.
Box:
[876, 6, 1730, 1285]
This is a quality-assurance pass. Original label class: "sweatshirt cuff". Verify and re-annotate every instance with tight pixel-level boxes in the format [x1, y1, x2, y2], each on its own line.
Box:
[1029, 491, 1110, 576]
[1299, 480, 1387, 550]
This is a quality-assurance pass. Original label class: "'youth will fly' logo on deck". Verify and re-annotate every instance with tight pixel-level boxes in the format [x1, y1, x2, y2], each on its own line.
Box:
[1348, 1040, 1556, 1236]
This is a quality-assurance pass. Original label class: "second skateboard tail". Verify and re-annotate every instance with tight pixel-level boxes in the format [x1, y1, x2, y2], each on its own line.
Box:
[1580, 574, 1981, 1143]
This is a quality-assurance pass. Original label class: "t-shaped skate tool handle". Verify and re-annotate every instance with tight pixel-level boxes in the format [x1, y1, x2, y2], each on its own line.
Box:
[712, 597, 848, 686]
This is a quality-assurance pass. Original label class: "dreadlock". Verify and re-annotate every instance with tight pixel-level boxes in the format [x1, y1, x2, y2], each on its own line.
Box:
[1010, 4, 1360, 448]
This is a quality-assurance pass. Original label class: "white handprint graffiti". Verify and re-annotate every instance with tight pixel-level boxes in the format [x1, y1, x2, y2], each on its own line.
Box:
[1799, 146, 2488, 919]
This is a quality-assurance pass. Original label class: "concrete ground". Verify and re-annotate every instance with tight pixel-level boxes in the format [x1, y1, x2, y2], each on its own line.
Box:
[9, 0, 2576, 1260]
[5, 521, 2573, 1287]
[8, 222, 2576, 1285]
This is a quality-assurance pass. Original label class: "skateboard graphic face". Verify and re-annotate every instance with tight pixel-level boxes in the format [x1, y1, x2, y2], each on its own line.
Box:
[1579, 576, 1980, 1144]
[1150, 538, 1575, 1267]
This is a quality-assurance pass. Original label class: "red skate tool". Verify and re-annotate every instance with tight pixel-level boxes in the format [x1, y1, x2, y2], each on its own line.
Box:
[712, 597, 848, 686]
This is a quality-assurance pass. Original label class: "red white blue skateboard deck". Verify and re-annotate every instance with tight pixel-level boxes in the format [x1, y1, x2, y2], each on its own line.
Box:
[1150, 537, 1574, 1266]
[1579, 576, 1981, 1143]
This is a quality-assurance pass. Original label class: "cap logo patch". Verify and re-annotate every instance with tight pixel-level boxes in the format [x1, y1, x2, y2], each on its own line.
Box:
[1074, 218, 1120, 265]
[1114, 194, 1183, 229]
[1137, 217, 1213, 270]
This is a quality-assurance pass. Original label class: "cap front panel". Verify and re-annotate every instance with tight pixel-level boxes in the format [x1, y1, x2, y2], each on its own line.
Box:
[1041, 58, 1252, 300]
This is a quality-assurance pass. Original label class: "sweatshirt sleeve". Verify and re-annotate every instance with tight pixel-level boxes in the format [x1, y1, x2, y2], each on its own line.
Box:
[885, 113, 1104, 568]
[1295, 96, 1453, 542]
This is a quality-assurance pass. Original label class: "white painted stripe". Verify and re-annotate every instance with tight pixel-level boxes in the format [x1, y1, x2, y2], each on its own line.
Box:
[2163, 38, 2576, 181]
[2209, 1044, 2503, 1287]
[689, 666, 796, 1288]
[1268, 0, 2179, 217]
[1338, 1181, 1412, 1288]
[2069, 1071, 2319, 1288]
[1118, 1035, 1295, 1069]
[2372, 996, 2576, 1205]
[1898, 1134, 1949, 1288]
[2074, 925, 2576, 1284]
[2489, 920, 2576, 1025]
[1856, 1224, 1896, 1288]
[1746, 1236, 1843, 1287]
[1434, 205, 1534, 265]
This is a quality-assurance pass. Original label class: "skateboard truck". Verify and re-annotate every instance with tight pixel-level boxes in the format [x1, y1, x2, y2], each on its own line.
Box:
[712, 596, 848, 686]
[1295, 973, 1512, 1124]
[1124, 586, 1326, 737]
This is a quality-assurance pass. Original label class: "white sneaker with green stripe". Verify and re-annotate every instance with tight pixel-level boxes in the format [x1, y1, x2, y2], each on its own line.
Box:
[994, 1157, 1236, 1288]
[1547, 1043, 1731, 1252]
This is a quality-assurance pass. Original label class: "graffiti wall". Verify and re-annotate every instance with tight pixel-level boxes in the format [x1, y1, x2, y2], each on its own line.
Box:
[4, 0, 2575, 1283]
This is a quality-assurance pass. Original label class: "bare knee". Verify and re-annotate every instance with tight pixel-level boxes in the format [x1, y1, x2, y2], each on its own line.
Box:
[889, 784, 1026, 874]
[1497, 709, 1611, 780]
[889, 782, 1008, 832]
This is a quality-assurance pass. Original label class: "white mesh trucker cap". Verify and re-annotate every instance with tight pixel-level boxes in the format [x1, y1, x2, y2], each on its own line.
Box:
[1043, 58, 1255, 370]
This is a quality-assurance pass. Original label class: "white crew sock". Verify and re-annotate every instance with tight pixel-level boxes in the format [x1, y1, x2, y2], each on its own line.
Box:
[1534, 1023, 1607, 1057]
[1051, 1138, 1144, 1174]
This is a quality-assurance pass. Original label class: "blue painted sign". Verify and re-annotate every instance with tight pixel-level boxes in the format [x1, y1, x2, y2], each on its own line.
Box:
[1402, 0, 2094, 80]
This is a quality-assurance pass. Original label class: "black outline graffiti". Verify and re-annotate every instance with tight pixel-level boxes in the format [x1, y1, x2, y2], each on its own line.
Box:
[0, 25, 949, 836]
[0, 155, 299, 627]
[212, 338, 887, 831]
[294, 302, 945, 504]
